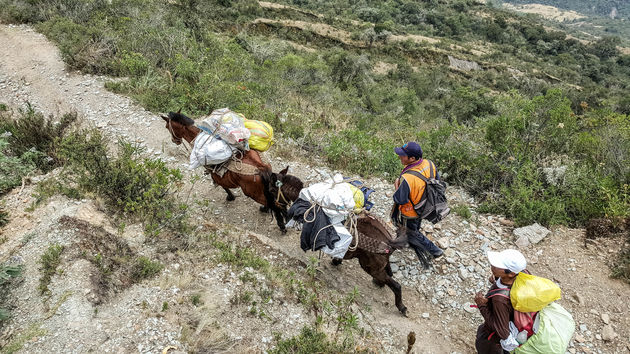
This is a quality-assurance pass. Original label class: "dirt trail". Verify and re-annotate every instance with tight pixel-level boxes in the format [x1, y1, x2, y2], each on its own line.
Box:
[0, 23, 455, 353]
[1, 23, 630, 354]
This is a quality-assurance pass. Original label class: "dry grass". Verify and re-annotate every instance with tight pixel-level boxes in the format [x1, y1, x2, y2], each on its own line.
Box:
[502, 3, 586, 22]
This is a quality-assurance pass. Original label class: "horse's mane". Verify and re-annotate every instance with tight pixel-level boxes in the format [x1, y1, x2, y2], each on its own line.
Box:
[168, 111, 195, 126]
[281, 174, 304, 202]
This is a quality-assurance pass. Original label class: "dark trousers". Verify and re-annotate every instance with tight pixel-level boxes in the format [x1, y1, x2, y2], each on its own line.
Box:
[402, 217, 442, 256]
[475, 325, 508, 354]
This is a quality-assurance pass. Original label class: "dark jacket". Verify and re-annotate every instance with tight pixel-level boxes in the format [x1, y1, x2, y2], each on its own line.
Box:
[475, 283, 514, 354]
[287, 198, 340, 252]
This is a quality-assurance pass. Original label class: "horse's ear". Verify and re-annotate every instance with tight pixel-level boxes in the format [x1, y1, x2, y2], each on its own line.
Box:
[161, 115, 169, 122]
[279, 166, 289, 175]
[177, 108, 182, 114]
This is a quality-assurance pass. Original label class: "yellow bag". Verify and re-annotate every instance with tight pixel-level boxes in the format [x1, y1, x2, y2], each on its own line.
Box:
[347, 183, 365, 210]
[244, 119, 274, 151]
[511, 273, 561, 312]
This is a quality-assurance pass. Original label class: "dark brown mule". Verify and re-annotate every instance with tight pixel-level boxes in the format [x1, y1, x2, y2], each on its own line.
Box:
[334, 215, 408, 315]
[161, 111, 297, 232]
[260, 167, 304, 227]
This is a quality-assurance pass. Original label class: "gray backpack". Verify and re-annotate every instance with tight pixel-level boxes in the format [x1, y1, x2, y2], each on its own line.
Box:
[403, 160, 450, 224]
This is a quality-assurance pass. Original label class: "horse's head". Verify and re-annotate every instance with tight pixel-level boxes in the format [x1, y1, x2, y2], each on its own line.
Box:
[161, 109, 198, 145]
[263, 166, 304, 208]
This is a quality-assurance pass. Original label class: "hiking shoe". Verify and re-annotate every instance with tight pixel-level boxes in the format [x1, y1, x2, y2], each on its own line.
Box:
[432, 250, 444, 260]
[331, 258, 343, 266]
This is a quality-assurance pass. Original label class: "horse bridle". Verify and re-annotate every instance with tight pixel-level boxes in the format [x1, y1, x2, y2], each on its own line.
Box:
[275, 180, 291, 207]
[167, 118, 183, 144]
[166, 118, 191, 153]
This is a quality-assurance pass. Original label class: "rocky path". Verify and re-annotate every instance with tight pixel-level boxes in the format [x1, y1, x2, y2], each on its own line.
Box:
[1, 23, 629, 354]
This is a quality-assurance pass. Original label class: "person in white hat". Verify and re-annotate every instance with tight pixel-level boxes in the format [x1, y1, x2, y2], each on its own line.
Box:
[473, 249, 527, 354]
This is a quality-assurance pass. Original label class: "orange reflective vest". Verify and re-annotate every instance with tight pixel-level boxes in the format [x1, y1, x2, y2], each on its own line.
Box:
[398, 159, 436, 218]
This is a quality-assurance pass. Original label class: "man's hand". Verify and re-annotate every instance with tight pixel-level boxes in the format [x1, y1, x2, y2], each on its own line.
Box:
[394, 177, 400, 189]
[474, 292, 488, 306]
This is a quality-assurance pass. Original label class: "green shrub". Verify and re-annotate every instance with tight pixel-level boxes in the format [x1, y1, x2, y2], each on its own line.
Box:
[325, 130, 399, 177]
[0, 264, 22, 322]
[0, 105, 78, 172]
[57, 130, 186, 233]
[190, 294, 202, 306]
[270, 326, 351, 354]
[452, 204, 472, 219]
[37, 16, 114, 73]
[115, 51, 151, 77]
[612, 242, 630, 284]
[0, 207, 8, 227]
[130, 257, 163, 282]
[38, 244, 64, 296]
[0, 137, 39, 195]
[216, 241, 270, 270]
[30, 177, 82, 208]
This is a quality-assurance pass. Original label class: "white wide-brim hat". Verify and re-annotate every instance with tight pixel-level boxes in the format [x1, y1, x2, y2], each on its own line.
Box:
[487, 249, 527, 274]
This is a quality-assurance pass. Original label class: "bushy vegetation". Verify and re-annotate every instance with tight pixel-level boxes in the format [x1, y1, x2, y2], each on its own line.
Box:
[613, 236, 630, 284]
[38, 244, 64, 296]
[57, 130, 187, 234]
[0, 265, 22, 322]
[0, 207, 8, 228]
[270, 325, 352, 354]
[0, 0, 628, 229]
[129, 256, 163, 282]
[0, 136, 37, 196]
[0, 105, 78, 195]
[0, 103, 188, 234]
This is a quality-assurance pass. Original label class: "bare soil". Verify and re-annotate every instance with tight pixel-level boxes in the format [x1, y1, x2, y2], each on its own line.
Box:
[502, 4, 586, 22]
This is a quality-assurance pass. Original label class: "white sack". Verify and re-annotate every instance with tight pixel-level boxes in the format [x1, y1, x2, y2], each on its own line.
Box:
[199, 108, 250, 147]
[189, 132, 235, 169]
[298, 174, 355, 219]
[321, 224, 353, 258]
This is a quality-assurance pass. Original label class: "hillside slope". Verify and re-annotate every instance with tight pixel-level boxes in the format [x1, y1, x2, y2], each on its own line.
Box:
[1, 0, 629, 230]
[501, 0, 630, 19]
[1, 24, 629, 353]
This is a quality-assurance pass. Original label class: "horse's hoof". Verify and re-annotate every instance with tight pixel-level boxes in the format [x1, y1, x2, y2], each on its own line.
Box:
[331, 258, 343, 266]
[372, 279, 385, 288]
[280, 228, 287, 234]
[399, 306, 408, 317]
[226, 195, 236, 201]
[259, 206, 269, 212]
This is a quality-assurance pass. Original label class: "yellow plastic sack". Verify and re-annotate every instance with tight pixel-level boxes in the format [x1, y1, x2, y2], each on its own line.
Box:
[511, 273, 561, 312]
[244, 119, 274, 151]
[347, 183, 365, 210]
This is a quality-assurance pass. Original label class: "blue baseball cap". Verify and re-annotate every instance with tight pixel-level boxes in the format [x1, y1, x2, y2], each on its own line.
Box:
[394, 142, 423, 159]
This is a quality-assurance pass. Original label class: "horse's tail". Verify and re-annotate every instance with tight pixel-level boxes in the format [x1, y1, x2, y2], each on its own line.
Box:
[387, 226, 431, 269]
[388, 233, 408, 250]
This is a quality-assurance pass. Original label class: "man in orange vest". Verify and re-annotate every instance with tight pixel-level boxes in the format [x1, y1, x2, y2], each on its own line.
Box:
[392, 142, 444, 263]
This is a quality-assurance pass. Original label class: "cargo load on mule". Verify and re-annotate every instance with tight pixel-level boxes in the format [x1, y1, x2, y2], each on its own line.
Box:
[189, 108, 275, 171]
[162, 109, 296, 232]
[286, 174, 379, 259]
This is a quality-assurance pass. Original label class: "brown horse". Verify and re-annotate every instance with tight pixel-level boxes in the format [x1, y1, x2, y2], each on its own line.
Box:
[339, 216, 408, 315]
[161, 111, 299, 232]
